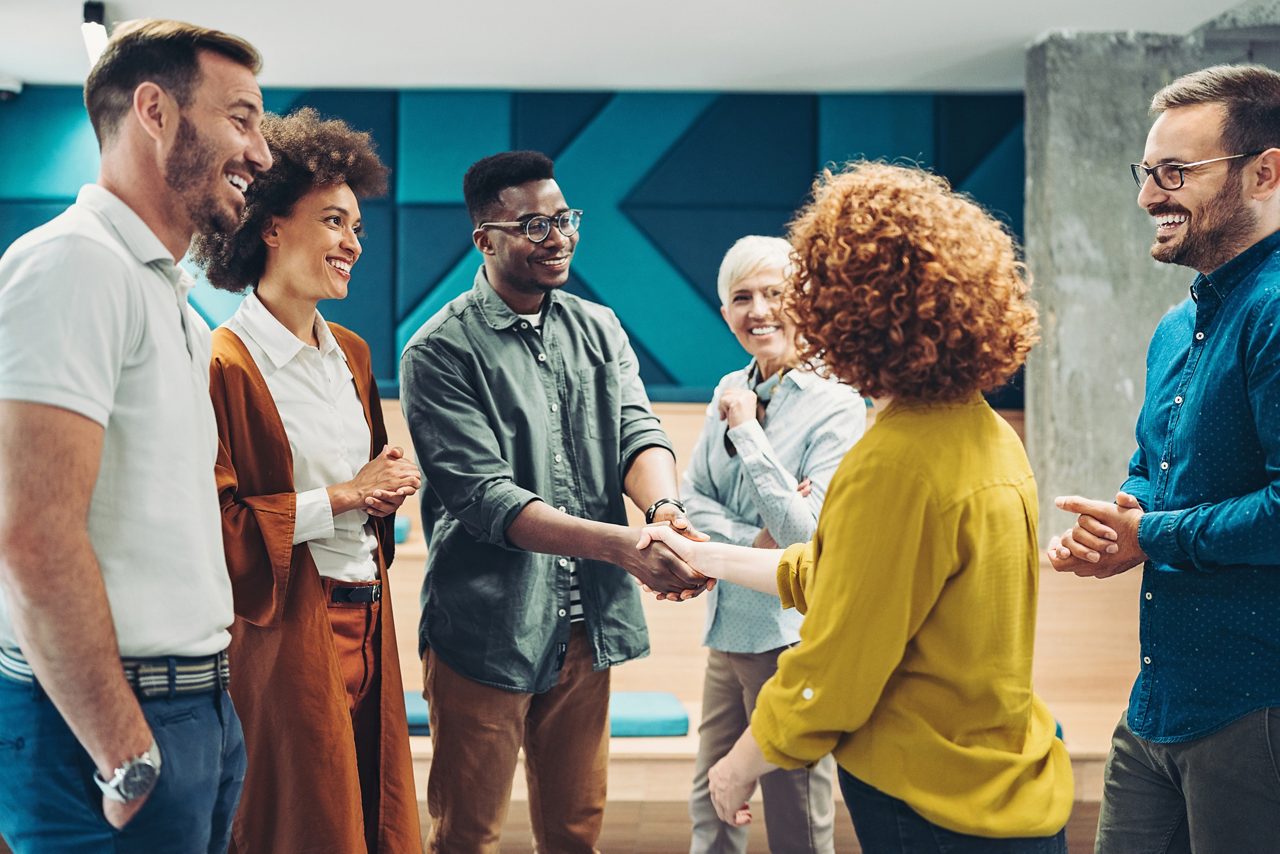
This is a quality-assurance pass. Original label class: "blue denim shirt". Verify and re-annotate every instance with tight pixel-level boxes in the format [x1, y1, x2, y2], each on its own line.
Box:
[1124, 230, 1280, 743]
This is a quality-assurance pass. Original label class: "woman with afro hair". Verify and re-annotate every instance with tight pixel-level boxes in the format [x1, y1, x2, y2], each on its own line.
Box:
[193, 108, 422, 852]
[641, 162, 1073, 853]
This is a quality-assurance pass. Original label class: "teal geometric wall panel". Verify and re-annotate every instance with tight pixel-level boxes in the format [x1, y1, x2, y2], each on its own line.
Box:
[274, 90, 399, 185]
[395, 204, 473, 317]
[958, 122, 1025, 242]
[0, 86, 1026, 403]
[0, 86, 99, 200]
[627, 94, 816, 208]
[552, 93, 741, 387]
[514, 93, 612, 159]
[818, 94, 936, 170]
[628, 206, 798, 311]
[0, 201, 75, 254]
[397, 93, 510, 204]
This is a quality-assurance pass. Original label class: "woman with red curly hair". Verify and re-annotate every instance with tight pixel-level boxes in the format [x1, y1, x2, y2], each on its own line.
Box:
[642, 162, 1073, 852]
[192, 109, 422, 852]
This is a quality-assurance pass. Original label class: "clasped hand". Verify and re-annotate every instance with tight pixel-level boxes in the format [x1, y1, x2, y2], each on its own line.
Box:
[349, 444, 421, 517]
[1047, 491, 1147, 578]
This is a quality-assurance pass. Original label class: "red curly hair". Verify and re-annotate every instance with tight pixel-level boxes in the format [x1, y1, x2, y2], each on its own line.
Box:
[787, 162, 1038, 402]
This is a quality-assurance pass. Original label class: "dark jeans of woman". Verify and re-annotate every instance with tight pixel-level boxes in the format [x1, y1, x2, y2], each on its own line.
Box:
[838, 768, 1068, 853]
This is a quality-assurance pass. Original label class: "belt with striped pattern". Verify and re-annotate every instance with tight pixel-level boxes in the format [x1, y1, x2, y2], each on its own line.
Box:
[0, 647, 230, 698]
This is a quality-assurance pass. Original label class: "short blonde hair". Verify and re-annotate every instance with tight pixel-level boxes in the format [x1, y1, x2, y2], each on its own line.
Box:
[716, 235, 793, 306]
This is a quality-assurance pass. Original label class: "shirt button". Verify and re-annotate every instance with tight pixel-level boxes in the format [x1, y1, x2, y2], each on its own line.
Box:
[558, 608, 567, 618]
[801, 688, 814, 700]
[520, 322, 529, 329]
[1195, 332, 1205, 341]
[537, 353, 547, 363]
[1145, 592, 1153, 600]
[1143, 656, 1152, 665]
[1160, 461, 1169, 470]
[558, 558, 568, 567]
[557, 505, 567, 513]
[554, 453, 562, 463]
[551, 403, 559, 412]
[1174, 396, 1183, 405]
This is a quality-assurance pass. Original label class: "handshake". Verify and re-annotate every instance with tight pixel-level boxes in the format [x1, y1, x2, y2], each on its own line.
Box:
[617, 507, 786, 601]
[621, 511, 715, 601]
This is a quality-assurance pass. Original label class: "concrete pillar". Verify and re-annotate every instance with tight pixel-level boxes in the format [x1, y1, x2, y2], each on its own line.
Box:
[1023, 6, 1279, 539]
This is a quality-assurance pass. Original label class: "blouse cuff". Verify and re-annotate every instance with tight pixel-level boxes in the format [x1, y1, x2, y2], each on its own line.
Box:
[293, 487, 335, 545]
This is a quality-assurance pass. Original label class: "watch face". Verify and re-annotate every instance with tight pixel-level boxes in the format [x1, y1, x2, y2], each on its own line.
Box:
[118, 761, 159, 801]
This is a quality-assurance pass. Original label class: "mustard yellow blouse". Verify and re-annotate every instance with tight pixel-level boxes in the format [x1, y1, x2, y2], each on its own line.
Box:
[750, 394, 1073, 838]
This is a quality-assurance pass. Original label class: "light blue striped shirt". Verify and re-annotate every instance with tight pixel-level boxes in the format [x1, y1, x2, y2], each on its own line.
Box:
[682, 363, 865, 653]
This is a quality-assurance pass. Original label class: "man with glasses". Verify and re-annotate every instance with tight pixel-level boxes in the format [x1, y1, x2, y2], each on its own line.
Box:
[1049, 65, 1280, 852]
[400, 150, 707, 852]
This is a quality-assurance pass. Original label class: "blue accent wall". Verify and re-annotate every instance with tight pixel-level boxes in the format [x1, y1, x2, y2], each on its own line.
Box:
[0, 87, 1025, 402]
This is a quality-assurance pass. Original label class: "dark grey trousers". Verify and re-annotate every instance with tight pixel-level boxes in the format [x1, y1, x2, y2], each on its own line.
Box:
[1096, 708, 1280, 854]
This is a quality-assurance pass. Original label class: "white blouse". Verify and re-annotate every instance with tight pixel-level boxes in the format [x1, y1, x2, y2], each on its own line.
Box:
[223, 293, 378, 582]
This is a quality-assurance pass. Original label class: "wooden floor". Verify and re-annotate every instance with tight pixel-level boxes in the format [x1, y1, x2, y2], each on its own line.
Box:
[459, 801, 1101, 853]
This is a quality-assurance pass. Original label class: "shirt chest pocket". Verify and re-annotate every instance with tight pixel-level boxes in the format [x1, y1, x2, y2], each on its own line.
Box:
[573, 360, 620, 440]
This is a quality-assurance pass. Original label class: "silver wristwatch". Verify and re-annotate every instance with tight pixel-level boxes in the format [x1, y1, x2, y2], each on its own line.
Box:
[93, 738, 162, 803]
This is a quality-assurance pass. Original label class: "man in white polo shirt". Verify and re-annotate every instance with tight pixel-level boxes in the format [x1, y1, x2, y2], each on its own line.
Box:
[0, 19, 271, 852]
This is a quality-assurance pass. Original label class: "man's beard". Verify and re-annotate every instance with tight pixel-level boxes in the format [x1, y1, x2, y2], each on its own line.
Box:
[164, 115, 238, 235]
[1152, 175, 1257, 273]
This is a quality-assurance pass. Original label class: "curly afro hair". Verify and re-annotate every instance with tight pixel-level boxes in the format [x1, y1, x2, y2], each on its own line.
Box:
[786, 161, 1038, 403]
[192, 107, 388, 292]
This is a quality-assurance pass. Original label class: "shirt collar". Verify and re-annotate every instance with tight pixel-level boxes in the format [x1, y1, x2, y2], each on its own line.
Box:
[473, 266, 559, 330]
[746, 360, 820, 391]
[235, 291, 343, 371]
[1196, 229, 1280, 302]
[75, 185, 193, 291]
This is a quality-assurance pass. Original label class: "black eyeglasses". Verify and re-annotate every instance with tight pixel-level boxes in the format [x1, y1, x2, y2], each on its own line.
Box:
[477, 209, 583, 244]
[1129, 152, 1264, 191]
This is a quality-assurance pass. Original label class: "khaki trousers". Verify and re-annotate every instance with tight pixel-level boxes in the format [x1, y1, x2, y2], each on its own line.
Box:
[690, 647, 836, 854]
[424, 624, 609, 853]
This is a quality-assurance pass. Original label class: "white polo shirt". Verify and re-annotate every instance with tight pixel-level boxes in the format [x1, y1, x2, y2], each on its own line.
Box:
[0, 185, 233, 658]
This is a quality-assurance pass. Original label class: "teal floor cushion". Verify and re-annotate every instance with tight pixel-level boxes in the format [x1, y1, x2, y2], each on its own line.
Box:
[402, 690, 688, 738]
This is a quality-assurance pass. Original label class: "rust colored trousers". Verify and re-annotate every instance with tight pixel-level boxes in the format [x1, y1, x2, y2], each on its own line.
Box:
[322, 577, 383, 854]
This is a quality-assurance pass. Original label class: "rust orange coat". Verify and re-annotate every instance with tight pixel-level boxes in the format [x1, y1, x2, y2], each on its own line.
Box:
[209, 323, 421, 853]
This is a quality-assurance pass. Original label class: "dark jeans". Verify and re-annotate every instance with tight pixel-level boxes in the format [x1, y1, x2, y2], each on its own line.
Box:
[1096, 708, 1280, 854]
[839, 768, 1068, 854]
[0, 671, 246, 853]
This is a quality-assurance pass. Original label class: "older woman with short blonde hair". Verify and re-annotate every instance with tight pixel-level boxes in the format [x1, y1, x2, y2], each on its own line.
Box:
[682, 234, 864, 853]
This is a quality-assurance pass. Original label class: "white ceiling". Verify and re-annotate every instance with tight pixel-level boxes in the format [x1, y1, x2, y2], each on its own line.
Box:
[0, 0, 1243, 92]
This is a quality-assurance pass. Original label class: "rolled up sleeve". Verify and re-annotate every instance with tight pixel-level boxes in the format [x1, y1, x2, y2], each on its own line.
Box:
[400, 341, 540, 547]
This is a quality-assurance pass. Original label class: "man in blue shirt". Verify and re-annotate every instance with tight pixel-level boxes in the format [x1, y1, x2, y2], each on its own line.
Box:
[1050, 65, 1280, 852]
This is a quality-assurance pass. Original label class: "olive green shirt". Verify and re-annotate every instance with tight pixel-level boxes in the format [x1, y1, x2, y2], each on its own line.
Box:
[400, 268, 667, 692]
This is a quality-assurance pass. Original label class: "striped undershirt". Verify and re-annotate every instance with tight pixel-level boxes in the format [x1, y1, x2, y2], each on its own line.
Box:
[517, 309, 586, 626]
[569, 561, 584, 622]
